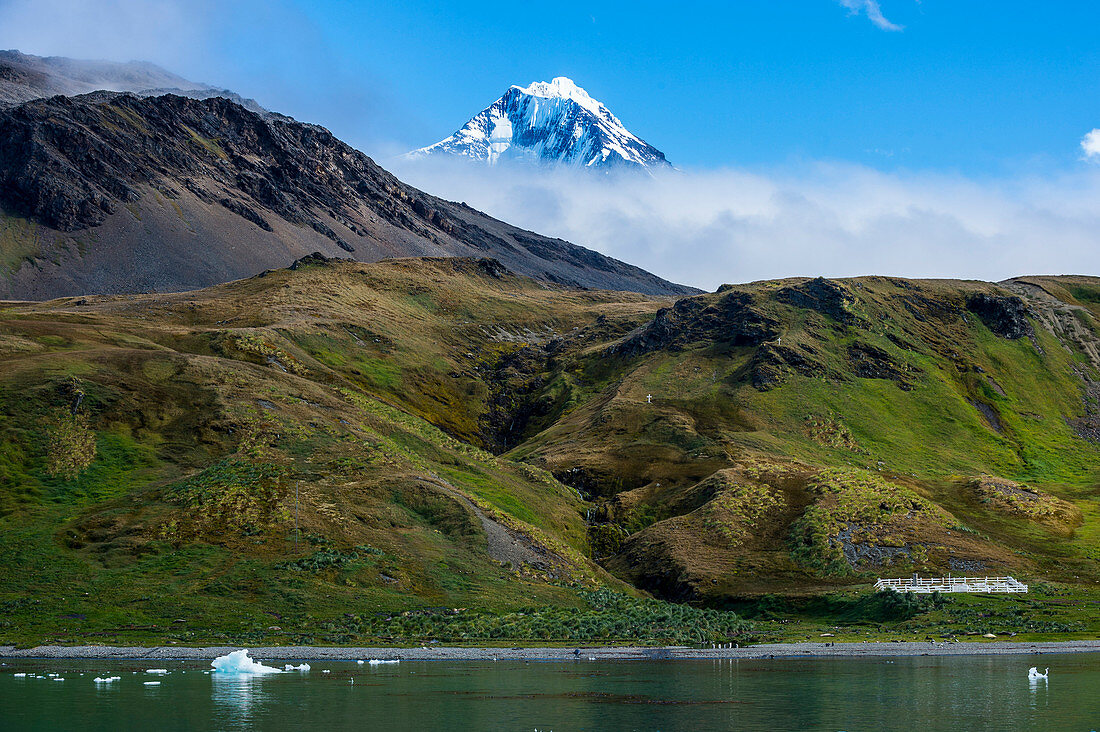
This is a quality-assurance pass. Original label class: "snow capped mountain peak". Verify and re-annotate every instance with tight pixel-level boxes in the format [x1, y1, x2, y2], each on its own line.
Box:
[517, 77, 601, 114]
[409, 78, 669, 171]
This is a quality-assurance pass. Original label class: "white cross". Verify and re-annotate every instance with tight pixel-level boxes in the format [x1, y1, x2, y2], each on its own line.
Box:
[646, 394, 652, 403]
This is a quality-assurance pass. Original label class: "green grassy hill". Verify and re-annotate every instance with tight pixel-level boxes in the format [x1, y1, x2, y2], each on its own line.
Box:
[1, 257, 1098, 645]
[513, 275, 1100, 604]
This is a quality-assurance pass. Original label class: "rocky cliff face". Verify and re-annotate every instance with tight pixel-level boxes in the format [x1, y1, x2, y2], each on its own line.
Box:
[0, 91, 694, 299]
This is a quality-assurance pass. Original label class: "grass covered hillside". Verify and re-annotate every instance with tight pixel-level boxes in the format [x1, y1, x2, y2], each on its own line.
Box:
[513, 274, 1100, 604]
[0, 257, 1098, 645]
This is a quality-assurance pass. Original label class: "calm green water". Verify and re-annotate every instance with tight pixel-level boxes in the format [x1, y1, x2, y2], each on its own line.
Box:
[1, 654, 1097, 730]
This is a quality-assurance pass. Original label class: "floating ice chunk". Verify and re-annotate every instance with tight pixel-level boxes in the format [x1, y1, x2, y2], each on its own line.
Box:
[146, 669, 169, 674]
[210, 649, 282, 675]
[143, 681, 160, 686]
[53, 678, 65, 682]
[356, 660, 364, 665]
[322, 670, 330, 674]
[13, 673, 26, 677]
[94, 676, 121, 683]
[367, 659, 399, 665]
[284, 663, 311, 671]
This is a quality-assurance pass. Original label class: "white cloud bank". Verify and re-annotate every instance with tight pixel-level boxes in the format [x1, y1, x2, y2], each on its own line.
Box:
[837, 0, 903, 31]
[1083, 129, 1100, 160]
[392, 159, 1100, 291]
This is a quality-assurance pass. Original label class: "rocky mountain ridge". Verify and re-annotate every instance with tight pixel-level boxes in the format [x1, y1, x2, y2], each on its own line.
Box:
[0, 50, 207, 105]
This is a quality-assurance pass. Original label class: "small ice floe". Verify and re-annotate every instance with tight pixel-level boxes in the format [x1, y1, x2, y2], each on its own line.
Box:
[367, 659, 399, 666]
[13, 673, 26, 678]
[356, 660, 364, 665]
[146, 669, 169, 675]
[284, 663, 311, 672]
[1028, 667, 1049, 680]
[322, 670, 330, 674]
[143, 681, 161, 686]
[53, 678, 65, 682]
[94, 676, 121, 683]
[210, 649, 282, 675]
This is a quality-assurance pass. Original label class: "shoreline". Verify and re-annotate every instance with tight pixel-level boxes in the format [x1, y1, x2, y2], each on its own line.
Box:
[2, 640, 1098, 662]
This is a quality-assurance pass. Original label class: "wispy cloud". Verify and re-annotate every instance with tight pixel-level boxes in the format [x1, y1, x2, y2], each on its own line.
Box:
[837, 0, 903, 31]
[393, 158, 1100, 290]
[1083, 129, 1100, 161]
[0, 0, 204, 67]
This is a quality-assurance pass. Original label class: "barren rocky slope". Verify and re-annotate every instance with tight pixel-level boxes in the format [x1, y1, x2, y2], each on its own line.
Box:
[0, 91, 693, 299]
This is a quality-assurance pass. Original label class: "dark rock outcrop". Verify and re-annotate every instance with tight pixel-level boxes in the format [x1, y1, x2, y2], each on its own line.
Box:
[966, 293, 1035, 340]
[750, 344, 828, 390]
[776, 277, 857, 324]
[288, 251, 352, 270]
[847, 341, 919, 389]
[611, 291, 778, 357]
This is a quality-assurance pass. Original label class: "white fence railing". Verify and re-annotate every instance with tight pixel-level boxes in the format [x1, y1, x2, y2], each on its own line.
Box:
[874, 575, 1028, 594]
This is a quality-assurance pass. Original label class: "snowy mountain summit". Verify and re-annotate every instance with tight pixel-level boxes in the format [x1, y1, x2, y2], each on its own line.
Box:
[410, 77, 670, 170]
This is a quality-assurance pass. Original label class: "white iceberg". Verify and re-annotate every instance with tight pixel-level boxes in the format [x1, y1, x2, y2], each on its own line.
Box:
[367, 659, 399, 665]
[210, 649, 282, 675]
[13, 673, 26, 678]
[94, 676, 121, 683]
[144, 681, 160, 686]
[146, 669, 169, 674]
[284, 663, 311, 671]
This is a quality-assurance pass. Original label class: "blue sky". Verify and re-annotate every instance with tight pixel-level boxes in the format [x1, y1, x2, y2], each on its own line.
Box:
[303, 0, 1100, 173]
[3, 0, 1098, 173]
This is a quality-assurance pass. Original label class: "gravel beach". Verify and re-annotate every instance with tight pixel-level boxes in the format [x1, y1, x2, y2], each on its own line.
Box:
[2, 640, 1097, 662]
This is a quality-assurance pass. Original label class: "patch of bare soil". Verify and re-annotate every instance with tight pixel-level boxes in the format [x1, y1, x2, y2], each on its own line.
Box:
[420, 476, 570, 577]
